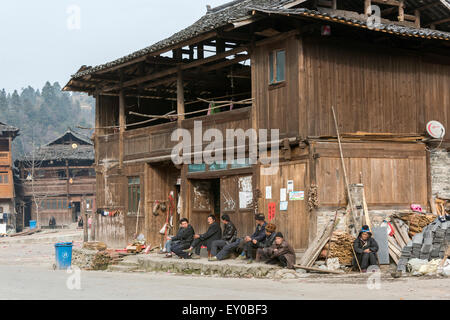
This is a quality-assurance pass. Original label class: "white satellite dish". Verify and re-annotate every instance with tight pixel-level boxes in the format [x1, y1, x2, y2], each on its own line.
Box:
[426, 121, 445, 139]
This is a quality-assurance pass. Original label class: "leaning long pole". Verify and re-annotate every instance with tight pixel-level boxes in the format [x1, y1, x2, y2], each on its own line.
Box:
[331, 107, 356, 227]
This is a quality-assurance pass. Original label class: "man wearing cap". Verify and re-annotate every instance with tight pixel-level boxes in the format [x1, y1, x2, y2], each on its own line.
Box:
[251, 223, 277, 264]
[263, 232, 296, 269]
[209, 214, 238, 261]
[353, 225, 379, 272]
[236, 213, 267, 261]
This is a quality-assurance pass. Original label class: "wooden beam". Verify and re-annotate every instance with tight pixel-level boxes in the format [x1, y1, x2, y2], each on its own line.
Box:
[197, 43, 204, 59]
[381, 6, 397, 15]
[332, 0, 337, 10]
[414, 9, 421, 28]
[371, 0, 402, 7]
[177, 69, 185, 123]
[95, 31, 218, 75]
[102, 46, 248, 92]
[119, 90, 125, 169]
[398, 0, 405, 22]
[426, 17, 450, 26]
[414, 1, 441, 11]
[364, 0, 372, 17]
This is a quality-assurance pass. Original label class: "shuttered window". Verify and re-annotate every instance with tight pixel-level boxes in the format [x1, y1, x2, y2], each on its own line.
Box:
[128, 177, 141, 214]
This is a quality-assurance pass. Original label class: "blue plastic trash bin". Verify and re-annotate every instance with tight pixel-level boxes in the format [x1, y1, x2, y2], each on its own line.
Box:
[54, 242, 73, 270]
[29, 220, 36, 229]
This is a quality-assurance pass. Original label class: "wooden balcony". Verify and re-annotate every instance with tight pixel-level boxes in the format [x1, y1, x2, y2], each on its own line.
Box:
[22, 176, 96, 197]
[97, 107, 252, 163]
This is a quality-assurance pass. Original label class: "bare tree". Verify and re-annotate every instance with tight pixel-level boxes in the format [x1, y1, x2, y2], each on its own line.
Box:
[17, 128, 49, 228]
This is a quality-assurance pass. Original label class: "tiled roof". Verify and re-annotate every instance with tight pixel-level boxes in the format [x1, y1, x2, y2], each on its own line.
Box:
[71, 0, 295, 79]
[249, 6, 450, 40]
[68, 0, 450, 81]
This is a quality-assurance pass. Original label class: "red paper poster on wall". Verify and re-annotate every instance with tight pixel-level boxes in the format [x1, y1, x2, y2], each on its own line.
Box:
[268, 202, 276, 221]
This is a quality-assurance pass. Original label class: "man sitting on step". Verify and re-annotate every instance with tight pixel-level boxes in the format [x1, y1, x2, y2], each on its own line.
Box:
[182, 215, 222, 259]
[209, 214, 238, 261]
[262, 232, 296, 269]
[236, 214, 267, 262]
[164, 218, 194, 258]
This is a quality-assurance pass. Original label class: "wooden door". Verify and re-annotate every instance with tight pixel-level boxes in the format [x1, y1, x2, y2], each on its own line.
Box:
[220, 174, 255, 237]
[189, 180, 214, 234]
[260, 161, 309, 249]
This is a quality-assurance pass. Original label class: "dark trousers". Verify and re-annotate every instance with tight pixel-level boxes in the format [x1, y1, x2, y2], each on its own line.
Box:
[359, 252, 378, 270]
[239, 240, 259, 259]
[171, 243, 191, 259]
[190, 238, 208, 255]
[266, 255, 288, 268]
[213, 239, 240, 260]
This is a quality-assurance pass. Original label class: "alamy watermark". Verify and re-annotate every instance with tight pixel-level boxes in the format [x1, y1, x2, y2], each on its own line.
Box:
[67, 5, 81, 31]
[366, 5, 382, 30]
[66, 266, 81, 290]
[170, 121, 280, 175]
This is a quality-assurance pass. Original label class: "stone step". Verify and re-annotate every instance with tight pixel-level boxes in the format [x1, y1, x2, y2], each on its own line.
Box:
[108, 264, 139, 272]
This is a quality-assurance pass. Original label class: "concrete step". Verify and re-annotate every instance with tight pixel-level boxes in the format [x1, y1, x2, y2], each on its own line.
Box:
[108, 264, 139, 272]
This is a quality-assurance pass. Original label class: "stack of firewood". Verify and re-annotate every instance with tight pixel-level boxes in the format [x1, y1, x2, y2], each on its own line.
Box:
[393, 212, 435, 238]
[323, 232, 355, 266]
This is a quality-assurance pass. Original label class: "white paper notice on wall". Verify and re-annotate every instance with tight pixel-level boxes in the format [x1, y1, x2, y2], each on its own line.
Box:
[265, 186, 272, 199]
[239, 192, 253, 209]
[280, 201, 288, 211]
[280, 188, 287, 202]
[0, 224, 6, 234]
[287, 180, 294, 193]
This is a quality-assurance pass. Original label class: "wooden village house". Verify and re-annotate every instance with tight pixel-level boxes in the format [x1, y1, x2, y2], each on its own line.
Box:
[63, 0, 450, 251]
[0, 122, 19, 233]
[15, 129, 96, 228]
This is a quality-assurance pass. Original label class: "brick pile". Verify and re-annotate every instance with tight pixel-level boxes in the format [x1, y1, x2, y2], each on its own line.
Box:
[397, 219, 450, 272]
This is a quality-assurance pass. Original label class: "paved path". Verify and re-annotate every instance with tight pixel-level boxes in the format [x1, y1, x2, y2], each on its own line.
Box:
[0, 264, 450, 300]
[1, 234, 450, 300]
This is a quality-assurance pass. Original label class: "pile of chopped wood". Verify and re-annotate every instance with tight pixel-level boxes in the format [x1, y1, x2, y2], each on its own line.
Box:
[324, 232, 356, 266]
[393, 212, 436, 238]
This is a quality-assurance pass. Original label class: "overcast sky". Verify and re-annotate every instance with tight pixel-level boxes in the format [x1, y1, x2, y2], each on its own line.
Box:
[0, 0, 229, 92]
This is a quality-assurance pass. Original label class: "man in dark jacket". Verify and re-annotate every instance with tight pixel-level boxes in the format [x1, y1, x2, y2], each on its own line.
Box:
[353, 225, 379, 272]
[252, 223, 277, 264]
[183, 215, 222, 259]
[209, 214, 238, 261]
[164, 218, 194, 258]
[264, 232, 296, 269]
[236, 213, 267, 261]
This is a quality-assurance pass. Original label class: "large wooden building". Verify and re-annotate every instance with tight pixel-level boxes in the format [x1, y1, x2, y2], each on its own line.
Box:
[15, 129, 96, 227]
[63, 0, 450, 249]
[0, 122, 19, 233]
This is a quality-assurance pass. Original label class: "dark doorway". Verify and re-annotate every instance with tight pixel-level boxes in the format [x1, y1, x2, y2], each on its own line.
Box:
[72, 202, 80, 222]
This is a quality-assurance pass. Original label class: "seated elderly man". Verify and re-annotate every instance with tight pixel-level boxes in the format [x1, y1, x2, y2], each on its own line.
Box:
[260, 232, 296, 269]
[250, 223, 277, 264]
[353, 225, 379, 272]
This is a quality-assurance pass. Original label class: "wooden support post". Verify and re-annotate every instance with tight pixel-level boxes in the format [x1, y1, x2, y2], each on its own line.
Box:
[398, 0, 405, 21]
[94, 94, 100, 164]
[82, 196, 88, 243]
[197, 43, 204, 59]
[119, 90, 125, 169]
[177, 69, 185, 123]
[332, 0, 337, 10]
[413, 10, 420, 27]
[216, 39, 225, 53]
[364, 0, 371, 17]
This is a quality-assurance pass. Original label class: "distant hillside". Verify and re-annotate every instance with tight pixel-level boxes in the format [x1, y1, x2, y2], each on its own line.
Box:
[0, 81, 95, 160]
